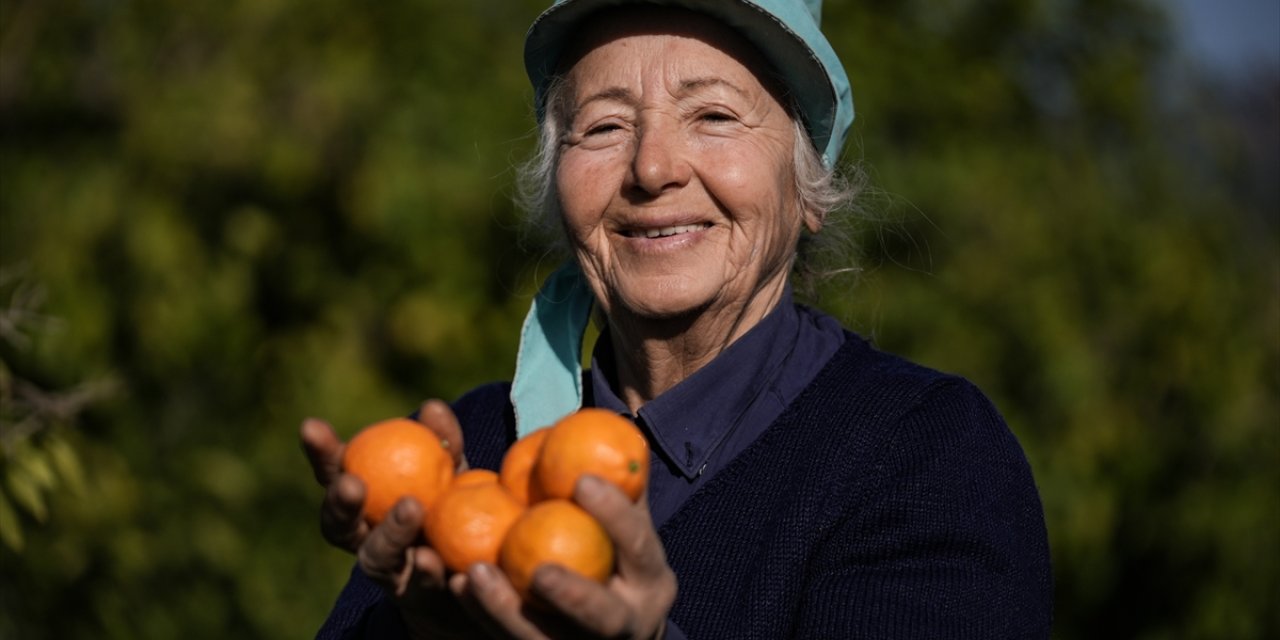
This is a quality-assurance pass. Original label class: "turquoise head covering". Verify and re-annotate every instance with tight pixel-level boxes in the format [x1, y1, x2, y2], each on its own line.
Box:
[510, 0, 855, 435]
[524, 0, 853, 168]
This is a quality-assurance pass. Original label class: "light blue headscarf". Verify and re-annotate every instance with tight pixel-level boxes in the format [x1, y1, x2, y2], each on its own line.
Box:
[511, 0, 854, 435]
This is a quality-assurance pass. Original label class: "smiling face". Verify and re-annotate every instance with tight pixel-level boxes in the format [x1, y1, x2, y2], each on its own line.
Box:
[555, 8, 805, 337]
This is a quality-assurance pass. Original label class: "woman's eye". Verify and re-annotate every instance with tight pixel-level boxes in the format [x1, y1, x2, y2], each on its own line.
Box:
[585, 123, 622, 136]
[700, 111, 737, 123]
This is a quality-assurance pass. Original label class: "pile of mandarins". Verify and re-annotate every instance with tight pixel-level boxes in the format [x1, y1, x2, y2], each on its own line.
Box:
[341, 408, 649, 599]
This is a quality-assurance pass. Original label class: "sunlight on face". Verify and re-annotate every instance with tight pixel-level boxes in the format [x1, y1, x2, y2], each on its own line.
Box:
[556, 8, 804, 333]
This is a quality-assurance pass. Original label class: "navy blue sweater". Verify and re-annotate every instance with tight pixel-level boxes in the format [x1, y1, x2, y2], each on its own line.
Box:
[318, 333, 1053, 638]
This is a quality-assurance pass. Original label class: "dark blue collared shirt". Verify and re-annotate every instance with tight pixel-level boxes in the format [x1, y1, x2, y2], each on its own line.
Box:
[587, 287, 846, 528]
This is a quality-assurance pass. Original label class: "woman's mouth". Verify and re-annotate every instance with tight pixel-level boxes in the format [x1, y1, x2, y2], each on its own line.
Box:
[624, 223, 712, 239]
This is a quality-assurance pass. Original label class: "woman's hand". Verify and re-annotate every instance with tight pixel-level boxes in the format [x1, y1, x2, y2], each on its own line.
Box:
[300, 399, 478, 637]
[300, 399, 467, 552]
[449, 475, 677, 639]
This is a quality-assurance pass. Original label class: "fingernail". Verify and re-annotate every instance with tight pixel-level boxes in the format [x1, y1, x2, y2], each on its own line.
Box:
[393, 500, 418, 524]
[470, 562, 495, 585]
[301, 418, 321, 437]
[336, 475, 364, 502]
[533, 564, 564, 596]
[448, 572, 469, 596]
[421, 399, 444, 417]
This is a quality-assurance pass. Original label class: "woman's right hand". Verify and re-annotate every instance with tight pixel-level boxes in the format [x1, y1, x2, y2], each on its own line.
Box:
[300, 399, 479, 638]
[447, 476, 677, 639]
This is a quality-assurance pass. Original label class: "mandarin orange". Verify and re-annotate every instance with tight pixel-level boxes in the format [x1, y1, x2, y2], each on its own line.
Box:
[342, 418, 454, 526]
[453, 468, 500, 488]
[531, 409, 649, 503]
[424, 480, 525, 573]
[499, 428, 549, 506]
[498, 499, 614, 600]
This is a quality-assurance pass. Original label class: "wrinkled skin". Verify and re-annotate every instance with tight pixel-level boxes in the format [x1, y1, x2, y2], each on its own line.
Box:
[301, 399, 676, 639]
[557, 8, 812, 410]
[302, 5, 815, 637]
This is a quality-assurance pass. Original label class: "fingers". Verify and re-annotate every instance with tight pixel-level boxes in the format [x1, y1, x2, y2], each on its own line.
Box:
[304, 418, 371, 552]
[406, 546, 449, 593]
[529, 564, 636, 637]
[394, 548, 476, 638]
[358, 498, 426, 596]
[454, 563, 556, 639]
[452, 478, 675, 639]
[359, 511, 478, 637]
[459, 563, 660, 640]
[321, 474, 368, 551]
[574, 476, 671, 583]
[300, 418, 345, 486]
[569, 475, 676, 638]
[417, 399, 468, 471]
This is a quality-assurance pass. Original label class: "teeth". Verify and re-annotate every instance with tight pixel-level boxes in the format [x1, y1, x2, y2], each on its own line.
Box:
[638, 224, 705, 238]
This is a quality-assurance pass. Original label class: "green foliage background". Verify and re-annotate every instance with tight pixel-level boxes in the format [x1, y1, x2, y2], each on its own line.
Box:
[0, 0, 1275, 638]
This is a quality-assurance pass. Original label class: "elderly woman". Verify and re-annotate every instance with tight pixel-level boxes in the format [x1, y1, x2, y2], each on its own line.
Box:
[303, 0, 1053, 638]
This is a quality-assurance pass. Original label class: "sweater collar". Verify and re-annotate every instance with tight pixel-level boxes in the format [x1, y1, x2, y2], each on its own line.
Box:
[589, 287, 801, 479]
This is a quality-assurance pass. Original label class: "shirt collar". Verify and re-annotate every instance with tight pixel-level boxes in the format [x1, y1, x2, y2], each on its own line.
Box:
[589, 287, 803, 479]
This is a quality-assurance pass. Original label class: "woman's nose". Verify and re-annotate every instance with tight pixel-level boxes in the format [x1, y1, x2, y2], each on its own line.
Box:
[626, 121, 690, 196]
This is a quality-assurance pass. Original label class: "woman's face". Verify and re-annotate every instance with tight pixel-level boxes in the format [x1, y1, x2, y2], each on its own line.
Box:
[556, 10, 803, 327]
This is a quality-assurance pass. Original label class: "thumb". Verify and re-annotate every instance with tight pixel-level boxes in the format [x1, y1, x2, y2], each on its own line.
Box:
[574, 475, 669, 581]
[416, 399, 469, 471]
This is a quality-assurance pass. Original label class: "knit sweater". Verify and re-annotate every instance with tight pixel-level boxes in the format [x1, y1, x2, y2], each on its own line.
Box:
[318, 333, 1053, 638]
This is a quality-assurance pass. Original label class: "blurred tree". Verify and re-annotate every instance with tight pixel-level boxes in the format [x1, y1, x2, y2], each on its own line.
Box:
[821, 1, 1279, 637]
[0, 0, 1275, 638]
[1, 1, 550, 637]
[0, 266, 110, 552]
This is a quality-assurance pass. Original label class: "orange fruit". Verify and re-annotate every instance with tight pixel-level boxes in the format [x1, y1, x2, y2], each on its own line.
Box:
[454, 468, 500, 488]
[499, 428, 549, 505]
[424, 481, 525, 573]
[498, 499, 614, 600]
[531, 409, 649, 503]
[342, 418, 454, 526]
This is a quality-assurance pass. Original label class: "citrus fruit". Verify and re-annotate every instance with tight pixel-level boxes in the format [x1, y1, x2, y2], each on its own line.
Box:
[531, 408, 649, 503]
[499, 428, 549, 505]
[453, 468, 500, 488]
[424, 480, 525, 573]
[498, 499, 614, 600]
[342, 418, 454, 526]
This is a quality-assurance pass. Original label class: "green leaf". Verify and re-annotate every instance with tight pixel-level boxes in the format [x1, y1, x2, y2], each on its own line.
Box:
[16, 444, 57, 491]
[5, 465, 47, 523]
[0, 489, 23, 551]
[45, 434, 86, 496]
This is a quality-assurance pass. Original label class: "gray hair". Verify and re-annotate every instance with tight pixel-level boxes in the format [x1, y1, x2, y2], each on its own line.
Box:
[516, 78, 865, 297]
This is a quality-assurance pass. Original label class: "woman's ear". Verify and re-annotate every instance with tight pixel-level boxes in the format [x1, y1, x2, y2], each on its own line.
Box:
[802, 207, 825, 234]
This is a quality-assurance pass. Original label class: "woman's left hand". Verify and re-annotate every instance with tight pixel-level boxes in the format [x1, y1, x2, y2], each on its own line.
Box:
[449, 475, 677, 639]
